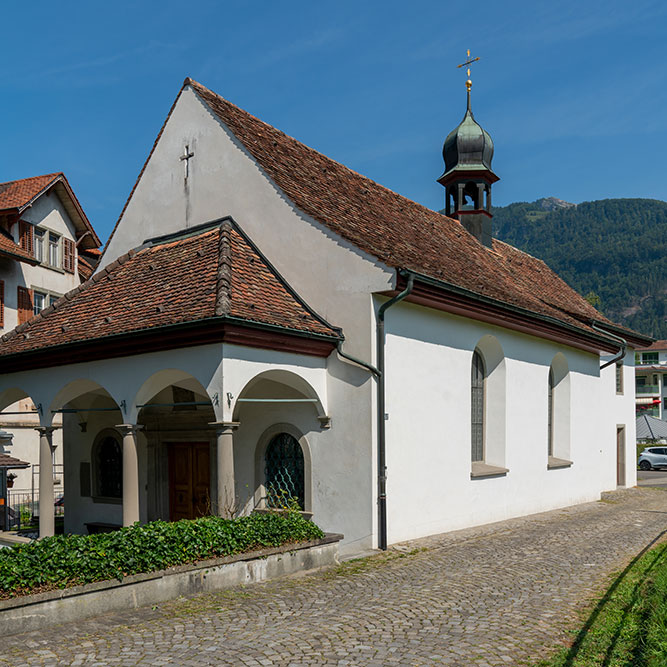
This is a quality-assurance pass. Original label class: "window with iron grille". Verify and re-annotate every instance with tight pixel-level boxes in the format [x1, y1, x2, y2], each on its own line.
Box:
[471, 350, 485, 462]
[616, 361, 624, 394]
[264, 433, 304, 509]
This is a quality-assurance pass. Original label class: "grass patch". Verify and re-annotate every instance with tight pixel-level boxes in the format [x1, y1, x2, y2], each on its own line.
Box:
[538, 535, 667, 666]
[0, 511, 324, 599]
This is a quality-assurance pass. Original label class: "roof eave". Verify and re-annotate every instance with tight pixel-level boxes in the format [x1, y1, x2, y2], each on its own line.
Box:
[392, 269, 622, 355]
[0, 316, 342, 375]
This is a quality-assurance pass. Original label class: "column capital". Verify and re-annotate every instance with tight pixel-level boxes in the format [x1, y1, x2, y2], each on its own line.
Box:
[34, 426, 59, 436]
[209, 421, 240, 435]
[115, 424, 144, 436]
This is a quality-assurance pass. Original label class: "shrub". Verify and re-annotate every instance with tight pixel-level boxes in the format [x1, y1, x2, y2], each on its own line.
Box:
[0, 511, 324, 599]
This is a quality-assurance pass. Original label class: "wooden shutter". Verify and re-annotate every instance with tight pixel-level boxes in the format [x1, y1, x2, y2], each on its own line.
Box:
[63, 239, 75, 273]
[0, 280, 4, 328]
[19, 221, 34, 255]
[17, 286, 33, 324]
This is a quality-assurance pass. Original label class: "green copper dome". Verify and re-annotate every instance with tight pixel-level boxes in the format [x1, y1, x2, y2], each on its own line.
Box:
[442, 98, 494, 177]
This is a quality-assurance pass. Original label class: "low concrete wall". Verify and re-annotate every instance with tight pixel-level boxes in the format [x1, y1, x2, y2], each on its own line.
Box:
[0, 533, 342, 636]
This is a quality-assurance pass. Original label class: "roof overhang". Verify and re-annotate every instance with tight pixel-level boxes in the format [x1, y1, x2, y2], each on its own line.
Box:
[0, 316, 341, 375]
[386, 270, 623, 356]
[0, 247, 40, 266]
[4, 174, 101, 250]
[438, 168, 500, 188]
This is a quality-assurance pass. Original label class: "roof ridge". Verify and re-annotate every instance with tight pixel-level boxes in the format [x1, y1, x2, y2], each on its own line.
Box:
[226, 218, 343, 337]
[215, 221, 232, 316]
[0, 246, 139, 344]
[187, 78, 452, 225]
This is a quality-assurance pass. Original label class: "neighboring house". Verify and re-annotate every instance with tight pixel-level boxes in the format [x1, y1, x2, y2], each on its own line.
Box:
[636, 414, 667, 444]
[0, 173, 100, 495]
[635, 340, 667, 419]
[0, 79, 652, 553]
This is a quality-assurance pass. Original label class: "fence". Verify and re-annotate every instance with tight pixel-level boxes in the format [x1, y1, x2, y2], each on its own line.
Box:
[3, 464, 64, 532]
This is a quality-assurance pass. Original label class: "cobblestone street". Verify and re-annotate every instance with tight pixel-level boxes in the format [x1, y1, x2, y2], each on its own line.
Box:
[3, 488, 667, 666]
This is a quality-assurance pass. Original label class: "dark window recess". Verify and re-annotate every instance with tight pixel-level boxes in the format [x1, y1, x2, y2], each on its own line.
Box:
[265, 433, 304, 510]
[471, 350, 485, 462]
[616, 362, 624, 394]
[548, 368, 554, 456]
[96, 436, 122, 498]
[172, 386, 196, 411]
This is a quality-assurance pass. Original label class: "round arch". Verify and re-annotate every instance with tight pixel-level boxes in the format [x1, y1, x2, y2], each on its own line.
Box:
[130, 368, 216, 423]
[232, 369, 325, 422]
[471, 334, 507, 468]
[254, 422, 312, 513]
[0, 386, 35, 414]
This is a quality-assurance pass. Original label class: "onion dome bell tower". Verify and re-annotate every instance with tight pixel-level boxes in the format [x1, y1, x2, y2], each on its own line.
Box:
[438, 51, 499, 248]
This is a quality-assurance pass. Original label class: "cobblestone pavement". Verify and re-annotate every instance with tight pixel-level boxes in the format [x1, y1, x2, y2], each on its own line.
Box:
[3, 488, 667, 666]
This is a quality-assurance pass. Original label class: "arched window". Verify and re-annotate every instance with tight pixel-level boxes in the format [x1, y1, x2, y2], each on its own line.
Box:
[471, 350, 485, 462]
[548, 354, 572, 466]
[548, 368, 554, 457]
[93, 431, 122, 499]
[264, 433, 304, 509]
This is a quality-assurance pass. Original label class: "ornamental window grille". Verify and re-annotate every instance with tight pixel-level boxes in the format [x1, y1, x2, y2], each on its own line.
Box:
[95, 434, 122, 499]
[264, 433, 304, 510]
[548, 368, 554, 457]
[471, 350, 485, 462]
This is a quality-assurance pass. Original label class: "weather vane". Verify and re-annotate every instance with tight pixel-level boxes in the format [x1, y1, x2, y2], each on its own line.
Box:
[457, 49, 480, 93]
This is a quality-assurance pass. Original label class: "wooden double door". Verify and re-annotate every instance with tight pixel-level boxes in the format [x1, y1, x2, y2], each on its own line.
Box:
[168, 443, 211, 521]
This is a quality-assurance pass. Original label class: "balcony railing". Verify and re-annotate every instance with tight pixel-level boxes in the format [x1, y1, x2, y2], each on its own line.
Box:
[637, 385, 660, 394]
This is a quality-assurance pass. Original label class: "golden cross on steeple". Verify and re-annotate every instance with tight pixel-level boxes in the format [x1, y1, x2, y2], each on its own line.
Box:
[457, 49, 480, 93]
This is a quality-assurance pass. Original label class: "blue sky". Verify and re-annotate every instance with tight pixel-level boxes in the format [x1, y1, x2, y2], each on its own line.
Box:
[1, 1, 666, 243]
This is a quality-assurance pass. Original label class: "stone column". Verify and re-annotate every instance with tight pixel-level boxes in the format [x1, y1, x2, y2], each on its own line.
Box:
[210, 422, 239, 518]
[116, 424, 142, 527]
[477, 183, 486, 210]
[35, 426, 58, 539]
[457, 183, 465, 212]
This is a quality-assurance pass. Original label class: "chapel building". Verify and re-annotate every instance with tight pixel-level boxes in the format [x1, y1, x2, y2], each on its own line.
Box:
[0, 79, 651, 552]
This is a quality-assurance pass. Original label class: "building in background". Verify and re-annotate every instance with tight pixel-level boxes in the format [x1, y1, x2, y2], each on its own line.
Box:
[0, 173, 100, 500]
[635, 341, 667, 419]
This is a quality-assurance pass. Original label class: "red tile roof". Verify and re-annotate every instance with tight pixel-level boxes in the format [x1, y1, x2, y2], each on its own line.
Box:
[0, 229, 39, 264]
[0, 453, 29, 469]
[0, 173, 100, 250]
[0, 220, 340, 358]
[638, 340, 667, 351]
[0, 173, 59, 210]
[179, 79, 646, 345]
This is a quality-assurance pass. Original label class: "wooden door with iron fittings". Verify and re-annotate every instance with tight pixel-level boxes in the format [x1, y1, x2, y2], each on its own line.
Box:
[168, 443, 211, 521]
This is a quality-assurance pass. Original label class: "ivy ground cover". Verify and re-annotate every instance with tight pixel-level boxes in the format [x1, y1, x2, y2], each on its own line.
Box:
[0, 511, 324, 599]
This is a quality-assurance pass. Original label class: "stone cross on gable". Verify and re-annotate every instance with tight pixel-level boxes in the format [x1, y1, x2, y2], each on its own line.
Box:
[180, 144, 194, 182]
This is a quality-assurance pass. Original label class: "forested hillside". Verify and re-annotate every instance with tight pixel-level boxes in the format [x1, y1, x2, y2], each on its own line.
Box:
[491, 198, 667, 339]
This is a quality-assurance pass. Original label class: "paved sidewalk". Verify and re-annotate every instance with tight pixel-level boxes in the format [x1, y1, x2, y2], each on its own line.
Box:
[3, 488, 667, 666]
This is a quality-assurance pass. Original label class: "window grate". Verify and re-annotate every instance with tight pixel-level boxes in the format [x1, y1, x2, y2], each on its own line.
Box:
[264, 433, 304, 510]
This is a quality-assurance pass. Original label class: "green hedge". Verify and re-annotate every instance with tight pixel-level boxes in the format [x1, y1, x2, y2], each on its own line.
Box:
[0, 511, 324, 599]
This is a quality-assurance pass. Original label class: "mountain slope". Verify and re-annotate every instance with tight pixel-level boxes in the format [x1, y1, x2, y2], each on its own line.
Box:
[491, 198, 667, 339]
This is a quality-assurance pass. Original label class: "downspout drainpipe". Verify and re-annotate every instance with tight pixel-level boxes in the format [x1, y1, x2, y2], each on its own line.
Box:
[591, 322, 627, 370]
[376, 272, 415, 550]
